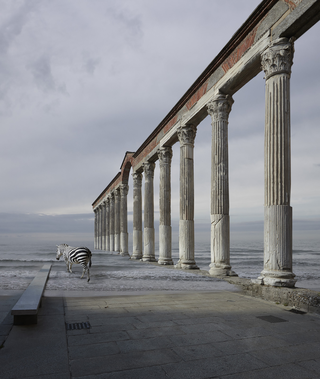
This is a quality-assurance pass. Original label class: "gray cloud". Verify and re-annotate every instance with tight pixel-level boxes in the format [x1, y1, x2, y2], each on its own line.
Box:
[106, 5, 143, 47]
[0, 1, 41, 109]
[27, 55, 66, 94]
[82, 55, 100, 75]
[0, 0, 39, 54]
[0, 0, 319, 237]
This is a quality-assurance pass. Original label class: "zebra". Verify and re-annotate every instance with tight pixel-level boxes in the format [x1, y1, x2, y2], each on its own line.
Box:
[56, 244, 92, 282]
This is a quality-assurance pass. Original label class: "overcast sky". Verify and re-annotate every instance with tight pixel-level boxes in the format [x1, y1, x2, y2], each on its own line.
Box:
[1, 0, 319, 240]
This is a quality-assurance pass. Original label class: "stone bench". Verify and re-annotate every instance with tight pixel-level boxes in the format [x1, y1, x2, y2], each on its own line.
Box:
[11, 263, 52, 325]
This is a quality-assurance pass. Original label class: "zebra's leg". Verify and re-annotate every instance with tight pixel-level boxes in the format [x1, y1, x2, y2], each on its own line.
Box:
[80, 266, 86, 279]
[69, 262, 73, 273]
[64, 258, 69, 272]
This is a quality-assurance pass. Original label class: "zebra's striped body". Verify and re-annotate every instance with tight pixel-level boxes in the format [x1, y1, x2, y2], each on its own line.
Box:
[56, 244, 92, 282]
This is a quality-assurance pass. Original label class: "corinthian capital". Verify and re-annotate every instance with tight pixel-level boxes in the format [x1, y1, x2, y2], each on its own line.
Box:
[207, 93, 233, 122]
[157, 146, 173, 165]
[143, 162, 155, 178]
[114, 187, 120, 200]
[132, 171, 142, 187]
[120, 184, 129, 197]
[261, 37, 294, 80]
[177, 124, 197, 146]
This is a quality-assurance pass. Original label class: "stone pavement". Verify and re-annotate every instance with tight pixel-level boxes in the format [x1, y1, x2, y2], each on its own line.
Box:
[1, 290, 320, 378]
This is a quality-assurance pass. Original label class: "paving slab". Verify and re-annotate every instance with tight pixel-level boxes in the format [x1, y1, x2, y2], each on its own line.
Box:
[0, 297, 69, 379]
[0, 293, 22, 347]
[222, 362, 318, 379]
[1, 290, 320, 378]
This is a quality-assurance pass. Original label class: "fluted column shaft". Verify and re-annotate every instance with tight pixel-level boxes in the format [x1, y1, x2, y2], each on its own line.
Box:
[97, 205, 102, 250]
[109, 192, 115, 251]
[132, 172, 143, 259]
[114, 188, 120, 252]
[105, 197, 110, 251]
[101, 201, 106, 250]
[94, 208, 98, 250]
[100, 203, 103, 250]
[120, 184, 130, 256]
[176, 124, 198, 269]
[259, 37, 296, 287]
[96, 206, 99, 249]
[207, 93, 236, 276]
[158, 146, 173, 265]
[142, 162, 157, 262]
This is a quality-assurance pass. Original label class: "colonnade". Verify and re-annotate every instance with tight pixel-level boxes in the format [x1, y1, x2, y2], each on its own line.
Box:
[94, 37, 296, 287]
[94, 185, 129, 256]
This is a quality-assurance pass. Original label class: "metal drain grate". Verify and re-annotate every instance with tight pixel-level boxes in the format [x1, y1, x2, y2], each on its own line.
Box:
[66, 322, 91, 330]
[256, 315, 288, 323]
[289, 308, 306, 315]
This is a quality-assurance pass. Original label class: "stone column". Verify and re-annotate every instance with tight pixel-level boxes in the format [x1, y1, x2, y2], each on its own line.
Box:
[158, 146, 173, 265]
[207, 93, 236, 276]
[131, 172, 143, 260]
[109, 192, 115, 251]
[142, 162, 157, 262]
[97, 204, 101, 250]
[94, 208, 98, 250]
[120, 184, 130, 256]
[105, 197, 110, 251]
[176, 124, 198, 269]
[102, 201, 106, 250]
[258, 37, 296, 287]
[114, 188, 121, 253]
[100, 203, 104, 250]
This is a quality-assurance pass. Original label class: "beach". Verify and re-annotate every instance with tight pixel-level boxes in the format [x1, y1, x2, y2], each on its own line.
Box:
[0, 236, 320, 294]
[0, 255, 237, 296]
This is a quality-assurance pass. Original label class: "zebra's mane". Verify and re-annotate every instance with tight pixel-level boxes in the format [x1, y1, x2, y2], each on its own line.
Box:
[58, 244, 75, 253]
[58, 244, 91, 255]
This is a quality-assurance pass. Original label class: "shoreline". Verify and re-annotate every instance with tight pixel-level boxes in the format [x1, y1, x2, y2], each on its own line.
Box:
[1, 256, 320, 314]
[1, 255, 319, 292]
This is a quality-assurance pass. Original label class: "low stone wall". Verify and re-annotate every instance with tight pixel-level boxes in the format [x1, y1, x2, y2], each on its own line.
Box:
[225, 276, 320, 315]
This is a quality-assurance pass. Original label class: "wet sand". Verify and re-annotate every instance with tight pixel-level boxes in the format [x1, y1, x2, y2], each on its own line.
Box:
[0, 255, 237, 296]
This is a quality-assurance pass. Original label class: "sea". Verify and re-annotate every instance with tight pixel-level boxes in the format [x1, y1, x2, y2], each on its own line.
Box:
[0, 234, 319, 294]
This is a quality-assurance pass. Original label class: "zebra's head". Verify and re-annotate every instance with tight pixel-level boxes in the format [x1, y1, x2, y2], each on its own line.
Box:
[56, 244, 68, 260]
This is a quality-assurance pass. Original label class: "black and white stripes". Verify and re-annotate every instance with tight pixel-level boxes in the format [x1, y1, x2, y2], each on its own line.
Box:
[56, 244, 92, 282]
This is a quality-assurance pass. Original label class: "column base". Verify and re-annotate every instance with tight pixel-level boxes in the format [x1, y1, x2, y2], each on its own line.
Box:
[175, 259, 199, 270]
[209, 265, 237, 277]
[131, 253, 142, 260]
[141, 256, 157, 262]
[158, 258, 174, 265]
[255, 270, 296, 287]
[120, 252, 130, 257]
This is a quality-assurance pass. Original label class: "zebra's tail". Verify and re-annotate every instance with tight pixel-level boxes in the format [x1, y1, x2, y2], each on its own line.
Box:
[89, 250, 92, 267]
